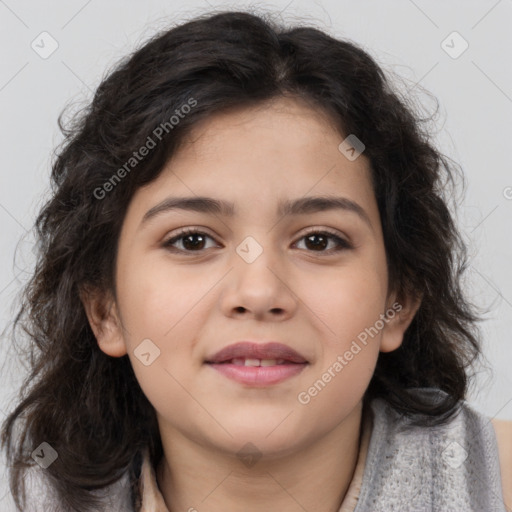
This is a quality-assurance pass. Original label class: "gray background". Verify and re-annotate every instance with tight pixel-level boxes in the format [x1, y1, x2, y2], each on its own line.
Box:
[1, 0, 511, 509]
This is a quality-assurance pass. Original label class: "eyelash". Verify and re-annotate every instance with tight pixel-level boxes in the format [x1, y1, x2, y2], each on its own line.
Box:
[161, 227, 353, 255]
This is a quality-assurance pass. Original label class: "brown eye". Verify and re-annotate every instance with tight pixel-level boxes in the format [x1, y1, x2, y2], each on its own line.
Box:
[162, 229, 217, 253]
[162, 228, 352, 255]
[294, 230, 352, 253]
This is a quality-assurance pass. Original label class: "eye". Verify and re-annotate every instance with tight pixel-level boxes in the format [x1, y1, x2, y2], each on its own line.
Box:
[162, 228, 218, 253]
[162, 227, 352, 254]
[293, 228, 353, 253]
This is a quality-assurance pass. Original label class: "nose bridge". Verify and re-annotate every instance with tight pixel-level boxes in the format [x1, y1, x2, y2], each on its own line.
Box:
[222, 232, 296, 318]
[235, 232, 283, 292]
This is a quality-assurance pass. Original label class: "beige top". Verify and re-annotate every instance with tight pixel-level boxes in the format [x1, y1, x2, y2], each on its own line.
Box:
[137, 408, 373, 512]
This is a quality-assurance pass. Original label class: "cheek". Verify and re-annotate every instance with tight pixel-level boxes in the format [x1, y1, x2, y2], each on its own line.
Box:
[116, 256, 212, 343]
[298, 261, 388, 347]
[297, 350, 377, 435]
[116, 255, 222, 379]
[293, 263, 386, 426]
[118, 269, 210, 423]
[295, 269, 385, 425]
[113, 260, 201, 395]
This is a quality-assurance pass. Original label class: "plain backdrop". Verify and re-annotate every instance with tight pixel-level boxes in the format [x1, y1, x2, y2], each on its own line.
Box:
[1, 0, 511, 509]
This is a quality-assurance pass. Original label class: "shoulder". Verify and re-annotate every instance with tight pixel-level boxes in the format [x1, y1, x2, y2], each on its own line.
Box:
[491, 417, 512, 509]
[359, 390, 509, 508]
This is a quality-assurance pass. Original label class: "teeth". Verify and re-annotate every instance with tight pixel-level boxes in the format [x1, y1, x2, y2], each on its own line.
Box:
[228, 358, 281, 366]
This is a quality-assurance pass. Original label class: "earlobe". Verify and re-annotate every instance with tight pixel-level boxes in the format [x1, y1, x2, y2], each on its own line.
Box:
[79, 285, 128, 357]
[379, 292, 422, 353]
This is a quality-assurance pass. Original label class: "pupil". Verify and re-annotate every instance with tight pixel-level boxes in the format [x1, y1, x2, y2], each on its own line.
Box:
[306, 234, 327, 250]
[184, 234, 204, 250]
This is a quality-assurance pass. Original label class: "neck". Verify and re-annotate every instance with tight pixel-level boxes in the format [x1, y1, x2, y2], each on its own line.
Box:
[156, 402, 366, 512]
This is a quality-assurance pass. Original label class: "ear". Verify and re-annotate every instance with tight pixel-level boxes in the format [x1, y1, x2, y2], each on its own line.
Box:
[79, 285, 128, 357]
[379, 290, 422, 353]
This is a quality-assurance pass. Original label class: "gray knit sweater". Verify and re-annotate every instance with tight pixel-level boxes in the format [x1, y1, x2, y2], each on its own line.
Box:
[353, 387, 506, 511]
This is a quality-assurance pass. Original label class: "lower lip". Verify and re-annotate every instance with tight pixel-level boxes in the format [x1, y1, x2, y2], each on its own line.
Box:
[207, 363, 307, 386]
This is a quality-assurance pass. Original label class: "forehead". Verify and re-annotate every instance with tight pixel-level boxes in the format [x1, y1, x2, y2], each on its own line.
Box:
[181, 96, 343, 155]
[126, 96, 379, 228]
[166, 97, 371, 192]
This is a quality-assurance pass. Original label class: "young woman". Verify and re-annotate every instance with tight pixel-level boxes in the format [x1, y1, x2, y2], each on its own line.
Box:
[2, 9, 511, 512]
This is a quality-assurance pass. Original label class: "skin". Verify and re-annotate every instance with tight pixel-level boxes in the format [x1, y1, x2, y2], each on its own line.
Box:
[82, 96, 421, 512]
[492, 419, 512, 509]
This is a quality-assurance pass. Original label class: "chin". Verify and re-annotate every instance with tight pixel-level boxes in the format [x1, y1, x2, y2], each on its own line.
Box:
[208, 422, 310, 459]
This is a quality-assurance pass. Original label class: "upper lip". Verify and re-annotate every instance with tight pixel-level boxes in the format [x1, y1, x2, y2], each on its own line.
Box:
[205, 342, 308, 364]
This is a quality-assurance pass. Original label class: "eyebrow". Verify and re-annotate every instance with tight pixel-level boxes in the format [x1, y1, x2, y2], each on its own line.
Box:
[140, 195, 373, 229]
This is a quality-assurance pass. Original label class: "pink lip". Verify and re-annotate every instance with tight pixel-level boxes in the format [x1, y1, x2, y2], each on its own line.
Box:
[205, 342, 308, 387]
[205, 341, 308, 364]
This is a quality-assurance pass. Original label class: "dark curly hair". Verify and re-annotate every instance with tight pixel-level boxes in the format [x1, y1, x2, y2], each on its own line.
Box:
[1, 8, 483, 512]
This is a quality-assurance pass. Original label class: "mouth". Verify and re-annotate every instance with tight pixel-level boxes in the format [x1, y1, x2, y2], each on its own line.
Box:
[212, 358, 298, 366]
[205, 342, 308, 387]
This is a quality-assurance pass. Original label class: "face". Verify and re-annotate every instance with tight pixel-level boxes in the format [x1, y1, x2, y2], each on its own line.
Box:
[85, 96, 417, 458]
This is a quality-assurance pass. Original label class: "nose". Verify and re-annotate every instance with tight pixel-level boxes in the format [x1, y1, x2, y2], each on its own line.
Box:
[220, 246, 298, 321]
